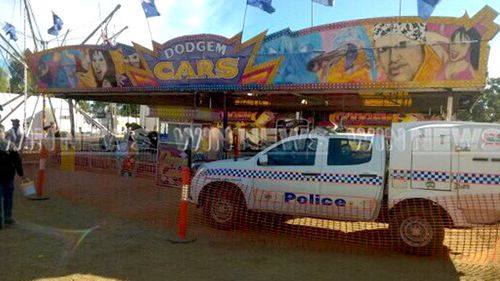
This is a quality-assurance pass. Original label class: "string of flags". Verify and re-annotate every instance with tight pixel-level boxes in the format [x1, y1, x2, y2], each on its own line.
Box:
[245, 0, 439, 19]
[246, 0, 335, 15]
[0, 0, 441, 43]
[47, 12, 64, 36]
[3, 23, 18, 41]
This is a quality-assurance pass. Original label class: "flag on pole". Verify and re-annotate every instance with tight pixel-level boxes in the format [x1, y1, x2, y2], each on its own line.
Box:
[3, 23, 18, 41]
[47, 12, 64, 36]
[417, 0, 441, 20]
[313, 0, 335, 6]
[142, 0, 160, 17]
[247, 0, 276, 14]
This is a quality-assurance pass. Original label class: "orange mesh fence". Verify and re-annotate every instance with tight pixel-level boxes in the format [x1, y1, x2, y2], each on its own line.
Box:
[20, 150, 40, 165]
[29, 152, 499, 263]
[194, 180, 500, 260]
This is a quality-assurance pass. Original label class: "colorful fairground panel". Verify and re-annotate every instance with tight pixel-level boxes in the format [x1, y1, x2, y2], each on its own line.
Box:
[26, 6, 499, 94]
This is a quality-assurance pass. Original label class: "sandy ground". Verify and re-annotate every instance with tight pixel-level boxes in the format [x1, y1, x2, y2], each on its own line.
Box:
[0, 164, 499, 281]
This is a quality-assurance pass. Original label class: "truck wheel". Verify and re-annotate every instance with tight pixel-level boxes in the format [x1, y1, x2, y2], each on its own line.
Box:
[390, 205, 445, 255]
[204, 187, 246, 230]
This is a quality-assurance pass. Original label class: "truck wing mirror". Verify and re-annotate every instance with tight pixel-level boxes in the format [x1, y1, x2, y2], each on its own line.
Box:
[258, 154, 268, 165]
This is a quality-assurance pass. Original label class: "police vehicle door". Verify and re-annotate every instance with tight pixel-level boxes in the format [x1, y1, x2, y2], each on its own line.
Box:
[410, 127, 453, 191]
[251, 136, 322, 215]
[454, 125, 500, 223]
[319, 135, 385, 221]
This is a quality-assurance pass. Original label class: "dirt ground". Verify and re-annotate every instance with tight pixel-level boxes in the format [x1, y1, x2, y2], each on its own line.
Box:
[0, 164, 499, 281]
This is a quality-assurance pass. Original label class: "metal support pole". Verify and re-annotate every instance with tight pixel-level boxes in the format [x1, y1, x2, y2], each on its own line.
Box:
[446, 95, 454, 121]
[23, 0, 38, 51]
[60, 29, 70, 46]
[0, 33, 24, 60]
[109, 103, 115, 133]
[223, 92, 228, 158]
[1, 94, 24, 108]
[311, 0, 314, 27]
[81, 4, 121, 44]
[108, 26, 129, 42]
[26, 95, 40, 137]
[21, 61, 29, 150]
[68, 99, 76, 139]
[48, 97, 58, 129]
[0, 100, 25, 123]
[42, 95, 46, 131]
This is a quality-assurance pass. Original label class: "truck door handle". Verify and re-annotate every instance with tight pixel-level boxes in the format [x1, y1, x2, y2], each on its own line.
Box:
[359, 174, 377, 178]
[302, 173, 319, 177]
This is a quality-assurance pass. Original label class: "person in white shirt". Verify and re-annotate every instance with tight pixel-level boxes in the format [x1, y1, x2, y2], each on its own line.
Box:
[6, 119, 22, 150]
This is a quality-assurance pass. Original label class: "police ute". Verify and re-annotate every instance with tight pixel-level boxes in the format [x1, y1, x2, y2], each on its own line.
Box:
[189, 122, 500, 254]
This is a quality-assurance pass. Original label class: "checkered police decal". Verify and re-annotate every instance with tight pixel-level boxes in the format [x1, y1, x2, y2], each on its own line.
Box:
[391, 170, 411, 180]
[391, 169, 500, 185]
[391, 169, 450, 182]
[455, 173, 500, 185]
[205, 169, 383, 186]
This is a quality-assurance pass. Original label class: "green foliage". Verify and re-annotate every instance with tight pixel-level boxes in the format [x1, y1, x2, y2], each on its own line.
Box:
[90, 101, 109, 114]
[7, 56, 34, 94]
[77, 100, 90, 112]
[117, 103, 140, 117]
[457, 78, 500, 122]
[0, 67, 9, 92]
[77, 100, 139, 117]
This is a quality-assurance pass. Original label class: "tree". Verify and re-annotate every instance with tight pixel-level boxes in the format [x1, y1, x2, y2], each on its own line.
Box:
[7, 56, 35, 94]
[90, 101, 109, 115]
[117, 103, 140, 117]
[0, 67, 9, 92]
[76, 100, 139, 118]
[77, 100, 90, 112]
[457, 78, 500, 122]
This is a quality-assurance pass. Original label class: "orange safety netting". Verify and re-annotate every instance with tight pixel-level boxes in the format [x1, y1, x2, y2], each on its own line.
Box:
[23, 149, 499, 263]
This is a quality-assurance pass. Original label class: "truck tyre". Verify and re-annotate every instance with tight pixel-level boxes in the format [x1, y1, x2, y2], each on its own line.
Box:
[390, 205, 445, 255]
[203, 187, 247, 230]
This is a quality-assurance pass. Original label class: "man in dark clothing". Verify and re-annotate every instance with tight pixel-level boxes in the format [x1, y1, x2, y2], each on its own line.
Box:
[0, 125, 24, 228]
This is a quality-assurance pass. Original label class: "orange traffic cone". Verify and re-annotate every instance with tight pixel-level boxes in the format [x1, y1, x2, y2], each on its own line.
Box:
[167, 166, 196, 243]
[30, 145, 49, 200]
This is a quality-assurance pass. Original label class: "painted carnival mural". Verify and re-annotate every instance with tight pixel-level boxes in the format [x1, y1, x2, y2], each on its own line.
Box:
[26, 6, 499, 93]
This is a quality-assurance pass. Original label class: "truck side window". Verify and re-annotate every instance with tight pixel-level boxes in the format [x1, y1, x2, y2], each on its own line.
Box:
[328, 138, 372, 166]
[266, 138, 317, 166]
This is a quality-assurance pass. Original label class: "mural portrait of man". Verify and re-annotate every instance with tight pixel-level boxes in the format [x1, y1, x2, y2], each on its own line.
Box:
[373, 23, 441, 82]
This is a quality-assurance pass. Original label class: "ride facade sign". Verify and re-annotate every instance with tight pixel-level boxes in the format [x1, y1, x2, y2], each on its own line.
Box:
[152, 36, 248, 83]
[26, 6, 499, 93]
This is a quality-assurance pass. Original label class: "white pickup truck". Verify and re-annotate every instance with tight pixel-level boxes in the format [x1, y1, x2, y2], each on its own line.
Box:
[189, 122, 500, 254]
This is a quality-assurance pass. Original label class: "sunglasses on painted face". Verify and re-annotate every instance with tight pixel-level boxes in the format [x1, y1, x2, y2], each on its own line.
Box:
[376, 41, 422, 54]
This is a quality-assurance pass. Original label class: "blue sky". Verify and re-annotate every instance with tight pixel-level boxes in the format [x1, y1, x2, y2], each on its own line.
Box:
[0, 0, 499, 76]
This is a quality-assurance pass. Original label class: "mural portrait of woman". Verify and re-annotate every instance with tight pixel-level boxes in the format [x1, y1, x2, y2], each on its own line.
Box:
[427, 25, 482, 81]
[446, 27, 481, 79]
[89, 49, 118, 88]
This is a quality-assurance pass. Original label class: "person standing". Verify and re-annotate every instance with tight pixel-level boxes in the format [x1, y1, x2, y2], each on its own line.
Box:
[0, 125, 25, 228]
[6, 119, 22, 149]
